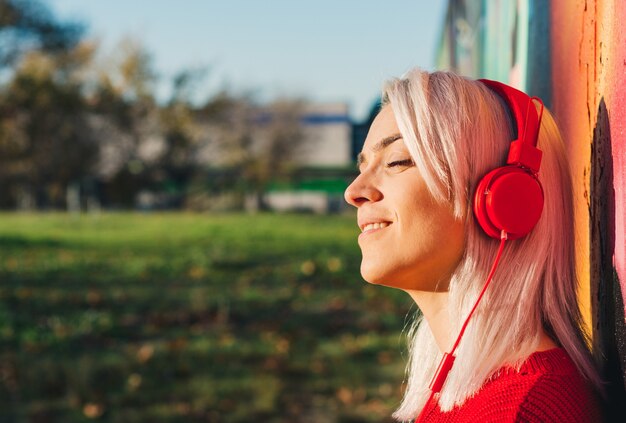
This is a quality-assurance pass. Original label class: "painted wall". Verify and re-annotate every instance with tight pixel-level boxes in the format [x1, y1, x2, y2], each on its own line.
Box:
[436, 0, 549, 98]
[437, 0, 626, 415]
[551, 1, 626, 415]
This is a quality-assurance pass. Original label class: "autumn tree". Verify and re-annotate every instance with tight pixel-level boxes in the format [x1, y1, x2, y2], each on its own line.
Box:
[0, 0, 88, 207]
[245, 98, 309, 210]
[148, 68, 208, 207]
[0, 0, 83, 68]
[0, 44, 100, 208]
[0, 0, 311, 210]
[87, 38, 162, 207]
[198, 93, 308, 210]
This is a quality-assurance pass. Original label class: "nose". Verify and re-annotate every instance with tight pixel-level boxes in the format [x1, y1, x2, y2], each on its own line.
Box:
[344, 172, 383, 207]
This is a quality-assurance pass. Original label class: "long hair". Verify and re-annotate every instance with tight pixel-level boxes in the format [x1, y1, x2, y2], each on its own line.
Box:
[382, 68, 604, 420]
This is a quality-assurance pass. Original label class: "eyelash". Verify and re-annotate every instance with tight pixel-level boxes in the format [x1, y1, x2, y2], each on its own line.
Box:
[386, 159, 414, 168]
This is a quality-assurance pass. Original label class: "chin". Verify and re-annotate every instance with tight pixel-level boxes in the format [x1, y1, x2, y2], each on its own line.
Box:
[360, 258, 431, 291]
[360, 260, 401, 288]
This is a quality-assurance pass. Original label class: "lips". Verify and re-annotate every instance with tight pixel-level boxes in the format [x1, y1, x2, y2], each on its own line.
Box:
[362, 221, 391, 233]
[358, 218, 393, 235]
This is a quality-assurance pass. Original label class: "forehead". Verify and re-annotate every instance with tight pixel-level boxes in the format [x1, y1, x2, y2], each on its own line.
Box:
[363, 105, 402, 151]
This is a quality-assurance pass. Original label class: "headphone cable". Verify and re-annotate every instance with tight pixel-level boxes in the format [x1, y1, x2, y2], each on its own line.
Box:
[414, 230, 508, 423]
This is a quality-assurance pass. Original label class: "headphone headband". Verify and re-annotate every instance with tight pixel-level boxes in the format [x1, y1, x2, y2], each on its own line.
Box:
[479, 79, 544, 173]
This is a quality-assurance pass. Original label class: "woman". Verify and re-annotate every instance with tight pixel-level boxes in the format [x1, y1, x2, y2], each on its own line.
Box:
[344, 68, 604, 422]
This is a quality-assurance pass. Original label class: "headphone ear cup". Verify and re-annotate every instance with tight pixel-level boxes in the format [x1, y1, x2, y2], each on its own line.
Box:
[473, 166, 544, 240]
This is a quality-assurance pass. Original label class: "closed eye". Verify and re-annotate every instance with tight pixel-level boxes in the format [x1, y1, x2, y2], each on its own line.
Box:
[386, 159, 414, 168]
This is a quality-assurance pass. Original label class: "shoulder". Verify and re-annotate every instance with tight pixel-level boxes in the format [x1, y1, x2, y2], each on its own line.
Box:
[492, 348, 604, 422]
[432, 349, 603, 423]
[514, 370, 603, 422]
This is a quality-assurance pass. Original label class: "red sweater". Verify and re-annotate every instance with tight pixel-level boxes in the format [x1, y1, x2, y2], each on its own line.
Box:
[418, 348, 603, 422]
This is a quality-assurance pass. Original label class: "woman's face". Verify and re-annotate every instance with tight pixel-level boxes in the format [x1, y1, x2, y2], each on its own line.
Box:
[344, 105, 465, 292]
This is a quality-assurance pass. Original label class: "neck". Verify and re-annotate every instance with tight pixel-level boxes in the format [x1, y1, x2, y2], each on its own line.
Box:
[406, 290, 560, 356]
[405, 289, 451, 352]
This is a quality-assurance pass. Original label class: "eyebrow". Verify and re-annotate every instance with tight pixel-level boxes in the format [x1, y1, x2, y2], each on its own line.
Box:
[356, 133, 403, 167]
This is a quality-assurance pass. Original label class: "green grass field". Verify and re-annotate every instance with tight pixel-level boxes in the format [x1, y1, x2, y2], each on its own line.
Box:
[0, 212, 415, 423]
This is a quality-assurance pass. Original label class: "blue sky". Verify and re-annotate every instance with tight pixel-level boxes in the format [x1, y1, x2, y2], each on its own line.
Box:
[47, 0, 447, 121]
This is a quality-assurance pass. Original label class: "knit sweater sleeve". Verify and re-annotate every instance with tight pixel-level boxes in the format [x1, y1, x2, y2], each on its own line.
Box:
[515, 373, 603, 423]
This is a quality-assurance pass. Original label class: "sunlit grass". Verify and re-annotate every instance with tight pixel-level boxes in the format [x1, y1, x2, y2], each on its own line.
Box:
[0, 212, 413, 422]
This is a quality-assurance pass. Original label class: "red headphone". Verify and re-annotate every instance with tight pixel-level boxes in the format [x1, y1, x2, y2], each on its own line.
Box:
[416, 80, 546, 423]
[473, 79, 545, 240]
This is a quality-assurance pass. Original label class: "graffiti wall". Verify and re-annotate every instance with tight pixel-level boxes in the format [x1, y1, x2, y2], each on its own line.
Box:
[551, 0, 626, 416]
[437, 0, 626, 415]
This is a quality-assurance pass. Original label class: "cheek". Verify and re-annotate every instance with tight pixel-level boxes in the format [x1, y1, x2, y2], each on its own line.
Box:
[395, 195, 466, 272]
[398, 200, 444, 256]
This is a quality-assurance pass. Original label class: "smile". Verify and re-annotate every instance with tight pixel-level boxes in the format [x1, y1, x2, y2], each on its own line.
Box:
[361, 221, 392, 233]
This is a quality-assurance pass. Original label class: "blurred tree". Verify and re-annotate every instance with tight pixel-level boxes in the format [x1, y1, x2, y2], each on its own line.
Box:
[0, 44, 99, 208]
[0, 1, 310, 211]
[0, 0, 83, 68]
[170, 66, 207, 104]
[200, 94, 308, 211]
[246, 98, 309, 210]
[89, 38, 161, 208]
[0, 0, 87, 208]
[151, 68, 208, 207]
[0, 36, 164, 209]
